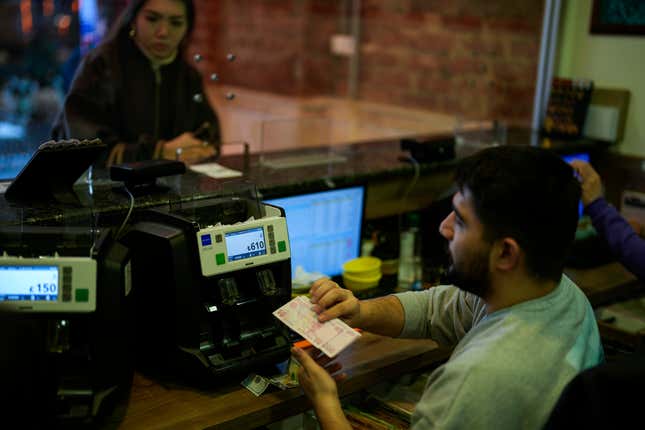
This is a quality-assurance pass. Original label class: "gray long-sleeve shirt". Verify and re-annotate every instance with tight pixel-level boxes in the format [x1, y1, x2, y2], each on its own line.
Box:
[394, 275, 603, 429]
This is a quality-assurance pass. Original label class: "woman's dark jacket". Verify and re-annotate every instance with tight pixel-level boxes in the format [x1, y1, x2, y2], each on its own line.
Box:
[52, 33, 220, 165]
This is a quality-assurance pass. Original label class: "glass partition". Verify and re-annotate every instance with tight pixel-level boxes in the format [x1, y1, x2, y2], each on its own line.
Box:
[1, 1, 544, 180]
[0, 0, 120, 180]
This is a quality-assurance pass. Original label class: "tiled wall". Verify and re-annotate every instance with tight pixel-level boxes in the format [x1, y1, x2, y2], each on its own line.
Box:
[191, 0, 544, 126]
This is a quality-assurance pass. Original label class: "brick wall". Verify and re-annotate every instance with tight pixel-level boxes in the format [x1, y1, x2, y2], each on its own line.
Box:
[191, 0, 544, 126]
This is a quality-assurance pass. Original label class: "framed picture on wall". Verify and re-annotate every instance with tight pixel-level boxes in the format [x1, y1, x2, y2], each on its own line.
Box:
[591, 0, 645, 35]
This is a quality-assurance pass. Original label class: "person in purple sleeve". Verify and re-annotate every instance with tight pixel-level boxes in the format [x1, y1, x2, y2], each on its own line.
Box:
[546, 160, 645, 429]
[570, 160, 645, 282]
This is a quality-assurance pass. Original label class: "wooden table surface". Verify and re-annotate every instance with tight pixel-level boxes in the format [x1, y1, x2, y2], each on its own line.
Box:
[566, 262, 643, 307]
[118, 333, 451, 430]
[115, 262, 641, 429]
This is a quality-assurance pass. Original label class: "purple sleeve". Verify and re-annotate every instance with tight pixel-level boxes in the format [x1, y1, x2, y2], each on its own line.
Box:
[586, 197, 645, 282]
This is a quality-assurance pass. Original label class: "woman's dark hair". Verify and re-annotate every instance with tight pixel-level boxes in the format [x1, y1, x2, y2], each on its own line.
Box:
[106, 0, 195, 48]
[454, 146, 581, 283]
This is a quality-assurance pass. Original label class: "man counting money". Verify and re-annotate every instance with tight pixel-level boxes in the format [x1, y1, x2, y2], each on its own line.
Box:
[292, 146, 603, 430]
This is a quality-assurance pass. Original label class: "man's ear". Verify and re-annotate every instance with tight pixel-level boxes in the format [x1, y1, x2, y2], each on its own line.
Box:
[492, 237, 521, 272]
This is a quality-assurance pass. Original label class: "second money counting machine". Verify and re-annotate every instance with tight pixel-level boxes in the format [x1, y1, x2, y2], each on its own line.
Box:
[0, 226, 133, 426]
[123, 192, 293, 383]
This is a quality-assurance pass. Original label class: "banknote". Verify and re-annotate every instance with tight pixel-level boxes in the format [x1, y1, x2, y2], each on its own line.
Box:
[287, 356, 301, 384]
[273, 295, 361, 357]
[269, 373, 298, 390]
[241, 373, 270, 396]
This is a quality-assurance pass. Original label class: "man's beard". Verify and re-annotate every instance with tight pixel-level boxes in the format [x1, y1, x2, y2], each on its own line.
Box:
[444, 245, 491, 298]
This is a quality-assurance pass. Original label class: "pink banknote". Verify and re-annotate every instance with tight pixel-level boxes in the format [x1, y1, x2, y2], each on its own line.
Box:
[273, 295, 361, 357]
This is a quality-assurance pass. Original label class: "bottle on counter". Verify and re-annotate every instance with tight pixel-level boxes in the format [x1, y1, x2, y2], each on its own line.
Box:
[398, 212, 422, 291]
[370, 229, 399, 293]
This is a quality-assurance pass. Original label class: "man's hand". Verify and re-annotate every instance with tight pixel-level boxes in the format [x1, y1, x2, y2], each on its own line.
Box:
[310, 278, 406, 337]
[570, 160, 603, 206]
[310, 278, 361, 326]
[292, 347, 351, 430]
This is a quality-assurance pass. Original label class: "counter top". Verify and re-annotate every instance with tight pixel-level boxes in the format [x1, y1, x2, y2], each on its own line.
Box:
[0, 129, 605, 227]
[117, 333, 451, 430]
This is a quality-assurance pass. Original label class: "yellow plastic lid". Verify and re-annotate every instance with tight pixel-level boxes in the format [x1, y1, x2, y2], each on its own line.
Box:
[342, 256, 382, 274]
[343, 271, 382, 283]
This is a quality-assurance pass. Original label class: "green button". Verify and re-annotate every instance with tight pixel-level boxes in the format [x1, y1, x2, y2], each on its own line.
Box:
[216, 253, 226, 265]
[75, 289, 89, 302]
[278, 241, 286, 252]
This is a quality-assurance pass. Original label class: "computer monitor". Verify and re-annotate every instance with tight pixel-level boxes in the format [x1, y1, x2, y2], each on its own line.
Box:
[264, 185, 365, 279]
[561, 152, 590, 218]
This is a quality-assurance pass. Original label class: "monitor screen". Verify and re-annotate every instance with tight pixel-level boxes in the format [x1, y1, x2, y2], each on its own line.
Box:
[561, 152, 590, 218]
[265, 185, 365, 278]
[0, 265, 59, 301]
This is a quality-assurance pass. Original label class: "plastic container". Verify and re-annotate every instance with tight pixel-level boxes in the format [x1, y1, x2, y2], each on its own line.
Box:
[342, 256, 383, 292]
[398, 213, 422, 290]
[342, 272, 382, 292]
[342, 256, 382, 279]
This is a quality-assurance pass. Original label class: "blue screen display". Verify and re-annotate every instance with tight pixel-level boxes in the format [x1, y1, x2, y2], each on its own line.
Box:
[265, 186, 364, 278]
[0, 266, 58, 301]
[225, 227, 267, 261]
[561, 152, 590, 218]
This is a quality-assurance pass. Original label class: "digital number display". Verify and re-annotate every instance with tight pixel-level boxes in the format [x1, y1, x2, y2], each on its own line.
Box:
[225, 227, 267, 261]
[0, 266, 59, 301]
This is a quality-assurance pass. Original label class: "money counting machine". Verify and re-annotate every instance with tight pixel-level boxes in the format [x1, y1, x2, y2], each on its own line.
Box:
[0, 226, 132, 426]
[123, 194, 293, 382]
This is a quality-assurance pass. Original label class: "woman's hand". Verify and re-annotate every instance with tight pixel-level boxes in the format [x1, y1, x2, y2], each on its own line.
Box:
[162, 132, 216, 164]
[570, 159, 603, 206]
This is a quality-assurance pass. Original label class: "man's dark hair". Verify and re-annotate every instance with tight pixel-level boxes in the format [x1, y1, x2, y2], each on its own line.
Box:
[454, 146, 581, 282]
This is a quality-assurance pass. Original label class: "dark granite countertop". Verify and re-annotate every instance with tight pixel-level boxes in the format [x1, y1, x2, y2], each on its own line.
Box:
[0, 129, 607, 228]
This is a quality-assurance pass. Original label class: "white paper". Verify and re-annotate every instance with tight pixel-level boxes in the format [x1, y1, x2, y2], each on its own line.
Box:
[189, 162, 242, 179]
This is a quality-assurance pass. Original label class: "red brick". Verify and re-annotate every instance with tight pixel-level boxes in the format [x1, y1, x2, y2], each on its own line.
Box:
[309, 0, 342, 16]
[408, 53, 440, 71]
[442, 15, 483, 32]
[409, 32, 456, 56]
[360, 66, 413, 89]
[446, 58, 488, 75]
[188, 0, 542, 122]
[510, 38, 539, 59]
[459, 37, 504, 58]
[486, 17, 540, 33]
[417, 75, 454, 93]
[491, 62, 537, 84]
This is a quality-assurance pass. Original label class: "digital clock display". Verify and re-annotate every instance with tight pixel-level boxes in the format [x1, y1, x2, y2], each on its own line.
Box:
[225, 227, 267, 262]
[0, 266, 59, 301]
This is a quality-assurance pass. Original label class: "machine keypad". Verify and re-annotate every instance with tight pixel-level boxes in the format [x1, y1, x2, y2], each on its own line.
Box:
[267, 226, 276, 253]
[62, 266, 72, 302]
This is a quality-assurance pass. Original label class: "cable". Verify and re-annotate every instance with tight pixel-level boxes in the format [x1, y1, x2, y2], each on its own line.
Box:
[115, 186, 135, 239]
[398, 153, 421, 234]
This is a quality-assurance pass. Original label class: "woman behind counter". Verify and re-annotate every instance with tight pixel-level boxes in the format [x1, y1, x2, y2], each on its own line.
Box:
[52, 0, 220, 166]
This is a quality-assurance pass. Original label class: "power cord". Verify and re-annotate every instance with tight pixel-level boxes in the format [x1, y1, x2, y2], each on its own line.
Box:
[398, 153, 421, 234]
[115, 186, 135, 239]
